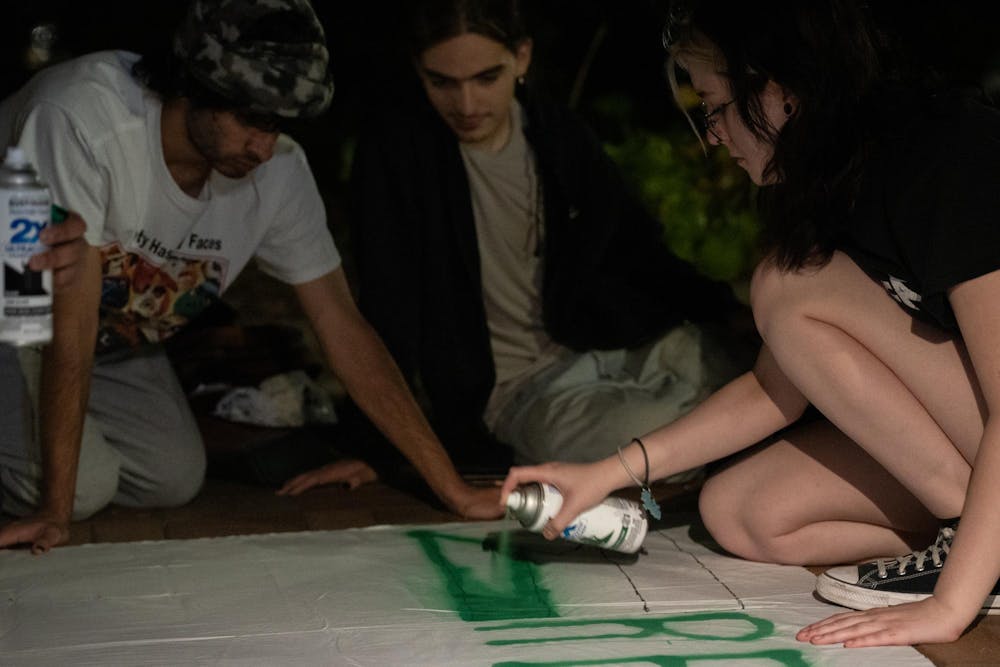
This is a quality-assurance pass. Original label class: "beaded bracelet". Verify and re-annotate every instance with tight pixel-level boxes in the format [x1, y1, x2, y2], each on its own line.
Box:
[616, 437, 662, 519]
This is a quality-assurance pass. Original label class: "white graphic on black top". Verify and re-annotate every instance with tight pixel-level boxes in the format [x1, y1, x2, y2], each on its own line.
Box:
[881, 275, 922, 311]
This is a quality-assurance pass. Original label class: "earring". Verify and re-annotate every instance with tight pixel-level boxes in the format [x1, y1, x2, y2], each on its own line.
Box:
[517, 76, 526, 86]
[783, 102, 794, 116]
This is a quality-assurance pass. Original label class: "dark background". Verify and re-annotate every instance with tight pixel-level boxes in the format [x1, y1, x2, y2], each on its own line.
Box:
[2, 2, 997, 132]
[1, 1, 997, 225]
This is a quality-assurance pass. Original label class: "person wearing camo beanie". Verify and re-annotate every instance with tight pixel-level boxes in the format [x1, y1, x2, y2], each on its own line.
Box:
[0, 0, 504, 555]
[171, 0, 334, 119]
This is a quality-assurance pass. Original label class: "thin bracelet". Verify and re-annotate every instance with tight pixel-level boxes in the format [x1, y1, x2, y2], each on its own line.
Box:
[633, 437, 651, 486]
[617, 443, 644, 487]
[616, 438, 662, 519]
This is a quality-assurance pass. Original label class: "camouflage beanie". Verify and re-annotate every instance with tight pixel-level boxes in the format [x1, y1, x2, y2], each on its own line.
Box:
[173, 0, 333, 118]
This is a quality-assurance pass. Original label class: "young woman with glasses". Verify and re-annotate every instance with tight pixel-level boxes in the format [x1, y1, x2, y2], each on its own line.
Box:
[502, 0, 1000, 647]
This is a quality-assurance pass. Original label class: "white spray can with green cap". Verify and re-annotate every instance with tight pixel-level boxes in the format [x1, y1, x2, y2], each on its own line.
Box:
[0, 147, 53, 347]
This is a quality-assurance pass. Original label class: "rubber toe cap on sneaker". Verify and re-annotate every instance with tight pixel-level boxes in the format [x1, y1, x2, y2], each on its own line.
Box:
[821, 565, 862, 585]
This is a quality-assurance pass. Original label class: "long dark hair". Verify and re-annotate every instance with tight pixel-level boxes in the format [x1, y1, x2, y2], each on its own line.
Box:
[665, 0, 906, 271]
[408, 0, 527, 57]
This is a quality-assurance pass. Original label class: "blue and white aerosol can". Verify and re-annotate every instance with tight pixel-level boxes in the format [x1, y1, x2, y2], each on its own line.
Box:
[506, 482, 649, 554]
[0, 147, 52, 347]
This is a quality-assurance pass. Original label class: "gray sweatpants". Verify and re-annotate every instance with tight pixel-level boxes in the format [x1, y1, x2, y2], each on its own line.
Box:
[0, 345, 205, 520]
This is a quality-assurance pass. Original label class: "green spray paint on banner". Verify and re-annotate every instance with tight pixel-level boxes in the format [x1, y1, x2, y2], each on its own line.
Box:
[408, 529, 812, 666]
[407, 529, 559, 622]
[492, 649, 811, 666]
[477, 612, 774, 645]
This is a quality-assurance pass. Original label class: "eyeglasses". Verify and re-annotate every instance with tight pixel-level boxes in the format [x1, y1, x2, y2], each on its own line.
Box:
[699, 99, 733, 142]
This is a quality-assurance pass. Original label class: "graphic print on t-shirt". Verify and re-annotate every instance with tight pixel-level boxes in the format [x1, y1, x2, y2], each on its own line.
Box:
[97, 241, 228, 354]
[881, 275, 922, 311]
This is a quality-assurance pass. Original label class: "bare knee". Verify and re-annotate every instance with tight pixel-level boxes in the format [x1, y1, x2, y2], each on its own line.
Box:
[699, 470, 804, 565]
[699, 472, 764, 561]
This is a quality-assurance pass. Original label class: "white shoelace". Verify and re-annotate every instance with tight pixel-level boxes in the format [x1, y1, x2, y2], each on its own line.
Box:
[875, 525, 955, 578]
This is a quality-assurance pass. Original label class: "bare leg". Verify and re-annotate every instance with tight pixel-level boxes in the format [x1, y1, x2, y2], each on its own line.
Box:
[700, 252, 980, 563]
[701, 419, 938, 565]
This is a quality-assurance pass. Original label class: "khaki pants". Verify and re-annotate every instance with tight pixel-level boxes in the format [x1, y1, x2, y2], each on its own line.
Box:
[493, 323, 742, 466]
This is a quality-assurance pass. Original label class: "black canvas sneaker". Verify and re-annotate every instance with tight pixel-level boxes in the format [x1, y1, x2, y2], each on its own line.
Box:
[816, 520, 1000, 614]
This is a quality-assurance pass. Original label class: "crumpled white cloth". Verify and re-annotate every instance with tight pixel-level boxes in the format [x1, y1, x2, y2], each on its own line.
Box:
[211, 370, 337, 427]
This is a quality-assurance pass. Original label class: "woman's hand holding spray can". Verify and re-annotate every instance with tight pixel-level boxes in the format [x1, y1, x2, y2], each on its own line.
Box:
[505, 482, 649, 554]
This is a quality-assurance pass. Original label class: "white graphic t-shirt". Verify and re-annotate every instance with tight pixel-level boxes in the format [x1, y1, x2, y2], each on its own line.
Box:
[0, 51, 340, 354]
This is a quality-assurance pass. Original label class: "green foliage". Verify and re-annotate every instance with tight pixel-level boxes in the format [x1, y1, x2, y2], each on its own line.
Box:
[600, 103, 761, 283]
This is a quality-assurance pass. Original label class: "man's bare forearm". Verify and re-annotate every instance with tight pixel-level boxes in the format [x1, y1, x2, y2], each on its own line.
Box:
[37, 248, 101, 521]
[295, 271, 467, 498]
[339, 324, 466, 493]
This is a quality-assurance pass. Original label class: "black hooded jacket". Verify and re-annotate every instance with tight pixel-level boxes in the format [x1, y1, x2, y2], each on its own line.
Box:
[348, 89, 739, 467]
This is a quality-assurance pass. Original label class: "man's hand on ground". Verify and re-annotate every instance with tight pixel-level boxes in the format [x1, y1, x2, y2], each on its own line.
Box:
[444, 482, 504, 520]
[276, 458, 379, 496]
[0, 513, 70, 554]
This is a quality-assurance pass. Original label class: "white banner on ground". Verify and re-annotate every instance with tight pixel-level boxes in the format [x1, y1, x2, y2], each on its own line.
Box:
[0, 521, 930, 665]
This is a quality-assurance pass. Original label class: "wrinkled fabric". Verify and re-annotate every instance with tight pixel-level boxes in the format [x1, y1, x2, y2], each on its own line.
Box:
[174, 0, 333, 117]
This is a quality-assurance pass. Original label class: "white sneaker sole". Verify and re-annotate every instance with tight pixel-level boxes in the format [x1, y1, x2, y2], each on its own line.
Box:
[815, 574, 1000, 615]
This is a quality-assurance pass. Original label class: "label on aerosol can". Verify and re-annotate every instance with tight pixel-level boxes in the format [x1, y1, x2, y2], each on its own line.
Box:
[0, 147, 52, 347]
[505, 482, 649, 554]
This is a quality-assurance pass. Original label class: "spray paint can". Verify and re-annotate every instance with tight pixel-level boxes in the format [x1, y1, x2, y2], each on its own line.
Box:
[505, 482, 649, 554]
[0, 147, 52, 347]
